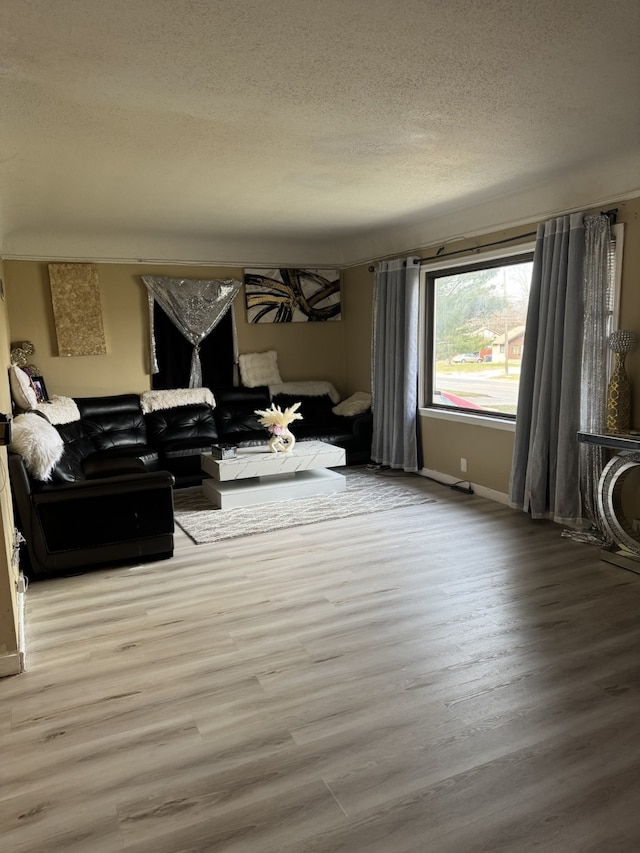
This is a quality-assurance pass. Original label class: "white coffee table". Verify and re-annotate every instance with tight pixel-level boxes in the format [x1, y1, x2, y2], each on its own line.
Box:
[201, 440, 346, 510]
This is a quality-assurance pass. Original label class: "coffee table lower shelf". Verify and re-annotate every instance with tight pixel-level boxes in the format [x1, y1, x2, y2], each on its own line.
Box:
[202, 468, 346, 510]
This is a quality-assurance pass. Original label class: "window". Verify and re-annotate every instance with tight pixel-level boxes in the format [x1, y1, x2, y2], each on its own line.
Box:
[423, 253, 534, 418]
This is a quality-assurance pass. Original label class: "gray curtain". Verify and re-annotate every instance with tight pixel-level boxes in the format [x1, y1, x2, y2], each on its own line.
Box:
[509, 214, 585, 524]
[142, 276, 242, 388]
[371, 257, 419, 472]
[579, 214, 614, 539]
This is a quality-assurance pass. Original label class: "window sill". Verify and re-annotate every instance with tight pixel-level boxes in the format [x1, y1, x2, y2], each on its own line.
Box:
[419, 407, 516, 432]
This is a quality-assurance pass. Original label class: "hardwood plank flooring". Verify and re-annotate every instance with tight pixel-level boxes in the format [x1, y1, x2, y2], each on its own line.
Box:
[3, 472, 640, 851]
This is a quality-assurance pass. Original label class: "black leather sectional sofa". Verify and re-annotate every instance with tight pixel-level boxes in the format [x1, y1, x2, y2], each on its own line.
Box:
[10, 386, 372, 577]
[50, 386, 371, 488]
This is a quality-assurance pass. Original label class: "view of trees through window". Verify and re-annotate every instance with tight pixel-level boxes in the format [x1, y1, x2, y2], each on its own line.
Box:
[429, 255, 534, 416]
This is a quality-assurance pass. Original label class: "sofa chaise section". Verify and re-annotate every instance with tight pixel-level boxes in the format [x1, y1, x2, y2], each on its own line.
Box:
[9, 451, 175, 578]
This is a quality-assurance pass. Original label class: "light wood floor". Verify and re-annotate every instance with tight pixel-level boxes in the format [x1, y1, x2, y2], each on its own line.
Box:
[3, 472, 640, 852]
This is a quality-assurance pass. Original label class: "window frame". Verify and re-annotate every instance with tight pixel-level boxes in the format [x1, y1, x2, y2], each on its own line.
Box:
[418, 243, 536, 426]
[418, 223, 624, 429]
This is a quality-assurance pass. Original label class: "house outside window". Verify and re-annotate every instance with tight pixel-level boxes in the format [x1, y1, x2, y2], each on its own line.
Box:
[423, 253, 534, 418]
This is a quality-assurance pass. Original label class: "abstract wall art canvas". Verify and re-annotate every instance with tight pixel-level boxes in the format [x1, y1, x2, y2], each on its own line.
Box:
[244, 268, 341, 323]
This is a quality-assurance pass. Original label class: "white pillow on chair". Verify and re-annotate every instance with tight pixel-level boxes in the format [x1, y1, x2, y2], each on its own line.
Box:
[239, 351, 282, 387]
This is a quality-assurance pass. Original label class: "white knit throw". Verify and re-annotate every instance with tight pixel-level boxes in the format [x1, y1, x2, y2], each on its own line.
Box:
[35, 395, 81, 424]
[268, 381, 341, 404]
[140, 388, 216, 414]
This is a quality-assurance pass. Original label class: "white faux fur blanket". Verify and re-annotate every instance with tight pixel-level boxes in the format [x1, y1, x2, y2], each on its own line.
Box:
[268, 381, 341, 404]
[35, 395, 81, 425]
[140, 388, 216, 414]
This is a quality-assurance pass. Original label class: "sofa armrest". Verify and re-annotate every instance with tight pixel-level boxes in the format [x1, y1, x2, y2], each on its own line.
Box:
[337, 410, 373, 440]
[31, 471, 175, 505]
[82, 456, 150, 479]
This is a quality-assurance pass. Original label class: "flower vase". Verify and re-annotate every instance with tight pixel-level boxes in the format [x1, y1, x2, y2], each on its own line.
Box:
[606, 351, 632, 434]
[268, 428, 296, 453]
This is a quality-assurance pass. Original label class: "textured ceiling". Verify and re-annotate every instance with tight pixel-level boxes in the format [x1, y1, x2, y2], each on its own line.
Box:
[1, 0, 639, 265]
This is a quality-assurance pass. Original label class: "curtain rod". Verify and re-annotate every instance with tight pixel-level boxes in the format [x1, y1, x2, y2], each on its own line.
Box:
[368, 231, 536, 272]
[367, 208, 619, 272]
[414, 230, 537, 264]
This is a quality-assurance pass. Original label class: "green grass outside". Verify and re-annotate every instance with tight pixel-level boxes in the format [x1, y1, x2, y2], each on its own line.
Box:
[436, 361, 521, 379]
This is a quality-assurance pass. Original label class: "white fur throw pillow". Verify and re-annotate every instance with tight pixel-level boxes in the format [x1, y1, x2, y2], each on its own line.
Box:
[332, 392, 372, 417]
[239, 350, 282, 388]
[9, 365, 37, 411]
[10, 413, 65, 481]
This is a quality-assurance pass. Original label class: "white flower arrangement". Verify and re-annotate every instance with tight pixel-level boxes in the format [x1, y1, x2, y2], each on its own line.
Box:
[255, 402, 303, 453]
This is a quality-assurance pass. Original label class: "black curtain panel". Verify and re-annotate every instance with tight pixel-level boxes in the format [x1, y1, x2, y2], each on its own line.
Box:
[151, 302, 235, 391]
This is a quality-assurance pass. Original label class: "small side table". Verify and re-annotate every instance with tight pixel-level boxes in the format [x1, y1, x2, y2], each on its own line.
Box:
[578, 431, 640, 573]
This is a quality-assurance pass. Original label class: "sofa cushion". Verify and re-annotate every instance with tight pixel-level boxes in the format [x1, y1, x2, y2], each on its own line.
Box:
[214, 386, 271, 438]
[83, 446, 160, 477]
[216, 407, 264, 437]
[145, 404, 218, 448]
[271, 393, 337, 432]
[82, 454, 151, 479]
[160, 436, 217, 459]
[76, 394, 148, 450]
[50, 420, 95, 482]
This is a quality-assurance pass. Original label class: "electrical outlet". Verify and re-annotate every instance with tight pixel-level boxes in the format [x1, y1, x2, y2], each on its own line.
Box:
[460, 457, 467, 473]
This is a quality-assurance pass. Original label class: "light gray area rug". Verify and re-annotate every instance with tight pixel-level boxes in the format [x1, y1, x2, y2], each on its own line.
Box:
[174, 467, 437, 544]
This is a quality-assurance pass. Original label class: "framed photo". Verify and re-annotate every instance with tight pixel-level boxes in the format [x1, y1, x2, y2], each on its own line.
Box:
[31, 375, 49, 403]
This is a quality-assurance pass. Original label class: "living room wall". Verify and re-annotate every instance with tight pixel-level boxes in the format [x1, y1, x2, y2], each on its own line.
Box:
[3, 262, 366, 400]
[419, 196, 640, 497]
[337, 196, 640, 497]
[3, 195, 640, 500]
[0, 258, 21, 676]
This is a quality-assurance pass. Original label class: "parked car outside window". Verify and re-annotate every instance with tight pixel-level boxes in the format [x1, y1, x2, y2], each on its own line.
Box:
[451, 353, 483, 363]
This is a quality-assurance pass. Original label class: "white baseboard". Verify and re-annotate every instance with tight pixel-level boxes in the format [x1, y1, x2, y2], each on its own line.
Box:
[18, 580, 26, 671]
[0, 651, 22, 678]
[0, 574, 27, 678]
[420, 468, 510, 506]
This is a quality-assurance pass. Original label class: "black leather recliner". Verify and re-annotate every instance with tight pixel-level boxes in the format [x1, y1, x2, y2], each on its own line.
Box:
[9, 452, 175, 578]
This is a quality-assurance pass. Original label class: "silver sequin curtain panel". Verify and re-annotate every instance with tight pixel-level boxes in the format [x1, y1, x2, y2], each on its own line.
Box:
[371, 257, 420, 472]
[509, 214, 586, 525]
[579, 214, 614, 540]
[142, 276, 242, 388]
